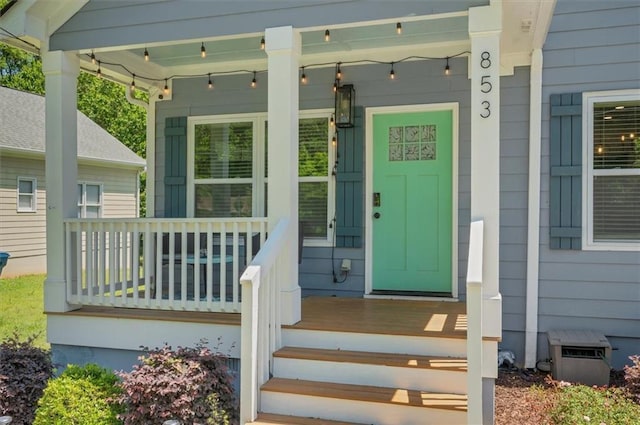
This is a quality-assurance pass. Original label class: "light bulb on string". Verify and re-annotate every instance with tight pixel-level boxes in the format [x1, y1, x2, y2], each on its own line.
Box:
[144, 48, 149, 62]
[336, 63, 342, 80]
[260, 37, 265, 50]
[324, 29, 330, 42]
[396, 22, 402, 35]
[251, 71, 257, 88]
[96, 61, 102, 79]
[163, 79, 170, 95]
[332, 135, 337, 147]
[300, 67, 307, 84]
[200, 42, 206, 58]
[130, 74, 136, 92]
[90, 51, 96, 65]
[330, 115, 335, 127]
[333, 81, 338, 93]
[389, 62, 395, 80]
[208, 73, 213, 89]
[444, 57, 450, 76]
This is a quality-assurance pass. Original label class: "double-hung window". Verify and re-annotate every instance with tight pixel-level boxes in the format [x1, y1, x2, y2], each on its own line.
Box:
[188, 110, 335, 246]
[78, 183, 103, 218]
[17, 177, 37, 212]
[583, 90, 640, 249]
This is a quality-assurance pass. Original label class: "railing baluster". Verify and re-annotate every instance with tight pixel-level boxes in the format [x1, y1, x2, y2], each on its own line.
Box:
[75, 221, 82, 302]
[109, 223, 116, 306]
[206, 222, 213, 310]
[144, 221, 151, 306]
[194, 222, 201, 308]
[133, 222, 140, 305]
[155, 221, 163, 305]
[220, 223, 227, 311]
[232, 222, 239, 308]
[180, 222, 187, 309]
[65, 222, 72, 302]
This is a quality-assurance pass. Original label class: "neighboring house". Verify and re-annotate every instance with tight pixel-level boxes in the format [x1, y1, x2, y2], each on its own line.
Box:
[0, 86, 145, 277]
[1, 0, 638, 424]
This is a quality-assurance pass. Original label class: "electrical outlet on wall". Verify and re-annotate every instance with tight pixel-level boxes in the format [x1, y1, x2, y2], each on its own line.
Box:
[340, 259, 351, 272]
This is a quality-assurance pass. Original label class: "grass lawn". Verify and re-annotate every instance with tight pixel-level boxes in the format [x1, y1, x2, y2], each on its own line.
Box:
[0, 274, 48, 348]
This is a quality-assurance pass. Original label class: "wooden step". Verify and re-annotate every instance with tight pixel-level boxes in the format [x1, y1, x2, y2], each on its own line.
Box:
[274, 346, 467, 372]
[251, 413, 367, 425]
[261, 378, 467, 412]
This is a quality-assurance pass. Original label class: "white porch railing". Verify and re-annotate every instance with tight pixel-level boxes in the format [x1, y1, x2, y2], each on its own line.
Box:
[239, 218, 291, 424]
[64, 217, 267, 312]
[466, 219, 484, 424]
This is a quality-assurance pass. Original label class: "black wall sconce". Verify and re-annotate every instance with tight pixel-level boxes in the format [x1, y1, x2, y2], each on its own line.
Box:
[335, 84, 355, 128]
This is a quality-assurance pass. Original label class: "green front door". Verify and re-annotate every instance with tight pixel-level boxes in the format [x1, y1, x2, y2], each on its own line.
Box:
[372, 109, 453, 294]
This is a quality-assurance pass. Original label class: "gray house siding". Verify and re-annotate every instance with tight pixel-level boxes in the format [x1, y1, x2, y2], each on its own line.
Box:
[538, 0, 640, 368]
[154, 58, 532, 311]
[50, 0, 487, 51]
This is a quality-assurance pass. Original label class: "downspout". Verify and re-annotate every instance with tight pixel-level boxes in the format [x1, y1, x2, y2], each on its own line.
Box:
[525, 48, 543, 369]
[125, 89, 155, 218]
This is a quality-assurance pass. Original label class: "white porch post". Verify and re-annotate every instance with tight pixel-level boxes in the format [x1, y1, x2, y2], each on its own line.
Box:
[42, 48, 80, 312]
[469, 4, 502, 424]
[265, 26, 301, 325]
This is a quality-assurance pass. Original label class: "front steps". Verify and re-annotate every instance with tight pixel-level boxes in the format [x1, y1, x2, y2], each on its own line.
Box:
[250, 326, 468, 425]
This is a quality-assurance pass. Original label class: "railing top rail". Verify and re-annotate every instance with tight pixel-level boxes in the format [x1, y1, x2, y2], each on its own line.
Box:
[64, 217, 268, 224]
[240, 218, 291, 285]
[466, 220, 484, 287]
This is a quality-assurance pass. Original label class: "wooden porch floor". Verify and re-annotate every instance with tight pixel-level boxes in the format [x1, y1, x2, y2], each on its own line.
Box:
[54, 296, 468, 338]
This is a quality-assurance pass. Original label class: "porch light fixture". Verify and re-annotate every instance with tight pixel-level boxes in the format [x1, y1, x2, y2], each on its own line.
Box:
[260, 37, 265, 50]
[90, 51, 96, 65]
[396, 22, 402, 35]
[324, 29, 330, 42]
[389, 62, 395, 80]
[300, 67, 307, 84]
[335, 84, 355, 128]
[163, 79, 170, 95]
[200, 42, 206, 58]
[444, 57, 450, 75]
[130, 74, 136, 91]
[251, 71, 257, 88]
[144, 48, 149, 62]
[208, 73, 213, 89]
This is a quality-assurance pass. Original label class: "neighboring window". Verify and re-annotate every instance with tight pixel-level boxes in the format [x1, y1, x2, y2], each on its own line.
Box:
[17, 177, 37, 212]
[584, 91, 640, 249]
[78, 183, 103, 218]
[189, 111, 335, 245]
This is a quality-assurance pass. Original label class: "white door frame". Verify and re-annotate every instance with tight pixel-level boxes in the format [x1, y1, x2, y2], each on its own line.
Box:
[364, 103, 459, 300]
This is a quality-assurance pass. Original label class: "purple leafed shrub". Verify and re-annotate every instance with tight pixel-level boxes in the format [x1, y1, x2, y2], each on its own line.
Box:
[624, 355, 640, 402]
[0, 334, 53, 425]
[116, 340, 238, 425]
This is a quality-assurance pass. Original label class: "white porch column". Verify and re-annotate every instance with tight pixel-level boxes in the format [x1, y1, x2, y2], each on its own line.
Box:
[265, 26, 301, 325]
[42, 48, 80, 312]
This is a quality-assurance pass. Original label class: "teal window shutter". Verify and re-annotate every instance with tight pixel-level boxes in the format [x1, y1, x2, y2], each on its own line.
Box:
[335, 106, 363, 248]
[549, 93, 582, 249]
[164, 117, 187, 218]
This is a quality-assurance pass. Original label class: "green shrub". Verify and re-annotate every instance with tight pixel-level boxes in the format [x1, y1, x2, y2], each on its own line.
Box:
[116, 341, 237, 425]
[0, 334, 53, 425]
[33, 363, 123, 425]
[550, 384, 640, 425]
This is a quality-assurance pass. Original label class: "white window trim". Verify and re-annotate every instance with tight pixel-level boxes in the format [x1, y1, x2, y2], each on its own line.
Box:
[187, 109, 335, 247]
[78, 182, 104, 218]
[16, 176, 37, 213]
[582, 89, 640, 251]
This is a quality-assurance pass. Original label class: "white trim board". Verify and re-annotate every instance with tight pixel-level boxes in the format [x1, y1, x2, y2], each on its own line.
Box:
[364, 103, 459, 299]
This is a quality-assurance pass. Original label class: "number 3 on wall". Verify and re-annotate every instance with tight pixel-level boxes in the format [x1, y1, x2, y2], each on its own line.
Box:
[479, 51, 493, 119]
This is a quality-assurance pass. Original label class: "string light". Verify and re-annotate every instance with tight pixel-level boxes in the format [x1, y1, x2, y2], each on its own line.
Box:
[96, 61, 102, 79]
[330, 115, 335, 127]
[332, 134, 337, 146]
[200, 42, 206, 58]
[130, 74, 136, 91]
[208, 73, 213, 89]
[144, 48, 149, 62]
[336, 63, 342, 80]
[251, 71, 257, 88]
[90, 51, 96, 65]
[333, 81, 338, 93]
[324, 29, 330, 42]
[444, 57, 450, 75]
[396, 22, 402, 35]
[260, 37, 265, 50]
[300, 67, 307, 84]
[163, 79, 170, 95]
[389, 62, 395, 80]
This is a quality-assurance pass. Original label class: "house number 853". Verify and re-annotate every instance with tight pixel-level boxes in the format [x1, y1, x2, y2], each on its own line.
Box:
[479, 51, 492, 119]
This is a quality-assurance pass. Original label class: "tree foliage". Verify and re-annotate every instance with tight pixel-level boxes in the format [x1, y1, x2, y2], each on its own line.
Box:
[0, 42, 148, 215]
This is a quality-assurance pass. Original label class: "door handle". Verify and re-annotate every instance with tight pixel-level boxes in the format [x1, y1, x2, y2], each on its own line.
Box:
[373, 212, 381, 219]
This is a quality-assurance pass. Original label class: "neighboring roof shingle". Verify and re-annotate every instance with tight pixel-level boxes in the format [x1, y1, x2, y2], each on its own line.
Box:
[0, 86, 145, 168]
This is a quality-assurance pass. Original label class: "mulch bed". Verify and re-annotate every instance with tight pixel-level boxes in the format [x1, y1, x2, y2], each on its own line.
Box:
[495, 368, 630, 425]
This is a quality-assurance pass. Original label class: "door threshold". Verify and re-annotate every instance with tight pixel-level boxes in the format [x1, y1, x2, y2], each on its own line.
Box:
[366, 291, 458, 302]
